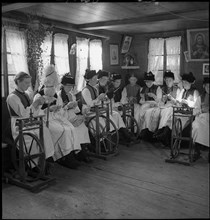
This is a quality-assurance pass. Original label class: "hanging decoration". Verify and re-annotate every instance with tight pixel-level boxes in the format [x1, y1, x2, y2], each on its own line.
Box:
[25, 13, 53, 90]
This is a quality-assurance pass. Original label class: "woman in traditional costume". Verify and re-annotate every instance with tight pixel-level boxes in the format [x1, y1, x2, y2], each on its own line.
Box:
[137, 71, 162, 135]
[192, 77, 209, 161]
[57, 72, 92, 163]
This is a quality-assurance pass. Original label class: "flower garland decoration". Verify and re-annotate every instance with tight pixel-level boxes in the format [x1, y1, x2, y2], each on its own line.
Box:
[25, 13, 53, 90]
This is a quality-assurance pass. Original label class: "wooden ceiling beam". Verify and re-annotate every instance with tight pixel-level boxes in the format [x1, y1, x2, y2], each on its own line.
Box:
[2, 3, 41, 13]
[78, 9, 209, 30]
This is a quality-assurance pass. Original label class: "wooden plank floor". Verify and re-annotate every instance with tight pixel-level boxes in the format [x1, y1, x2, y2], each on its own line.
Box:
[2, 141, 209, 219]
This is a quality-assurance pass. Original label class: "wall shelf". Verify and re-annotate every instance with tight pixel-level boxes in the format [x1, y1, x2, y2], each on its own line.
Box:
[121, 66, 139, 69]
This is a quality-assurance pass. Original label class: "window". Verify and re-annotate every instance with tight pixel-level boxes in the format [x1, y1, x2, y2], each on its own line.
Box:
[5, 28, 29, 95]
[89, 39, 102, 72]
[148, 36, 181, 84]
[75, 37, 89, 92]
[54, 33, 70, 78]
[75, 38, 103, 92]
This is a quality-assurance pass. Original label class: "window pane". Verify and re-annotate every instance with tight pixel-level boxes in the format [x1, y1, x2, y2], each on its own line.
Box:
[90, 39, 102, 72]
[8, 75, 16, 94]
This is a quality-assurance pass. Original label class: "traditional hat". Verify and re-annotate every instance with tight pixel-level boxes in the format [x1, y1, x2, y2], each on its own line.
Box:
[14, 72, 31, 83]
[84, 69, 97, 80]
[41, 64, 60, 87]
[144, 71, 155, 81]
[97, 70, 109, 79]
[112, 73, 122, 80]
[164, 71, 174, 79]
[203, 77, 209, 84]
[61, 72, 75, 85]
[181, 72, 195, 83]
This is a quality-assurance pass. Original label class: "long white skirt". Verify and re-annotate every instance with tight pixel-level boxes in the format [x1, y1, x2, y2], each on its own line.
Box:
[137, 103, 161, 132]
[192, 113, 209, 147]
[158, 106, 173, 130]
[45, 110, 81, 161]
[62, 109, 90, 145]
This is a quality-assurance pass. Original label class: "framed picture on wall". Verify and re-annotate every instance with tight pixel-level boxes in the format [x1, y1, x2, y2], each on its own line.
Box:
[187, 28, 209, 61]
[110, 44, 119, 65]
[203, 63, 209, 75]
[121, 35, 132, 54]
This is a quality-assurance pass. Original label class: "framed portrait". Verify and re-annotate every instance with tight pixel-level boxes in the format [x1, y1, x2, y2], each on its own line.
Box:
[187, 28, 209, 61]
[110, 44, 119, 65]
[203, 63, 209, 75]
[121, 35, 132, 54]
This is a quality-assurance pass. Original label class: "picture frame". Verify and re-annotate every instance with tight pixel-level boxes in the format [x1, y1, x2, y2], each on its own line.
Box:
[110, 44, 119, 65]
[203, 63, 209, 75]
[121, 35, 132, 54]
[187, 28, 209, 61]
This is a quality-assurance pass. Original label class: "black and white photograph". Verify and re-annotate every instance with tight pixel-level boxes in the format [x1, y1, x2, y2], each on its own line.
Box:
[2, 2, 209, 219]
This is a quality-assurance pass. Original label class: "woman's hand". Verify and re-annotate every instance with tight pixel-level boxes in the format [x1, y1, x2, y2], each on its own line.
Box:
[147, 93, 157, 100]
[49, 105, 61, 112]
[32, 96, 45, 109]
[67, 101, 77, 109]
[98, 93, 106, 101]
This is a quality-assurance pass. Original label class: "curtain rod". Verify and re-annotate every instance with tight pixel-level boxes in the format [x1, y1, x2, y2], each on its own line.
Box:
[2, 17, 110, 40]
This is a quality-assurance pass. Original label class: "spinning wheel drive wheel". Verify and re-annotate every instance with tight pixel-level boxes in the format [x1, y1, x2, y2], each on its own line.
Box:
[87, 115, 119, 154]
[125, 114, 140, 140]
[12, 132, 46, 182]
[171, 118, 182, 158]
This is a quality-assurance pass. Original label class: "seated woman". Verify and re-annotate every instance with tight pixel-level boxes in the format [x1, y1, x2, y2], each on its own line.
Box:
[177, 72, 200, 130]
[34, 65, 89, 169]
[120, 73, 142, 123]
[138, 71, 162, 138]
[6, 71, 55, 173]
[192, 77, 209, 161]
[81, 69, 133, 144]
[106, 72, 124, 112]
[153, 71, 181, 147]
[57, 72, 92, 163]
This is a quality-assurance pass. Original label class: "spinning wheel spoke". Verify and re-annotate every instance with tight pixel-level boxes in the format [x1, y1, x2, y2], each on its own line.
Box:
[29, 138, 35, 154]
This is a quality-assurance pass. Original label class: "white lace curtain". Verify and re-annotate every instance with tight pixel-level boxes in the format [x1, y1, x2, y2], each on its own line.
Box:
[147, 38, 164, 85]
[89, 39, 102, 72]
[165, 36, 181, 83]
[148, 36, 181, 84]
[54, 33, 70, 78]
[75, 37, 89, 92]
[6, 28, 29, 74]
[5, 28, 29, 94]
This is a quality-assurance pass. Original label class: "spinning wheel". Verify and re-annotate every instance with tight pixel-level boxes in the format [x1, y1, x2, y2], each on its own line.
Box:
[124, 114, 140, 139]
[85, 102, 119, 160]
[171, 118, 182, 158]
[12, 132, 46, 182]
[87, 115, 119, 155]
[165, 106, 194, 166]
[122, 103, 140, 141]
[4, 113, 56, 192]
